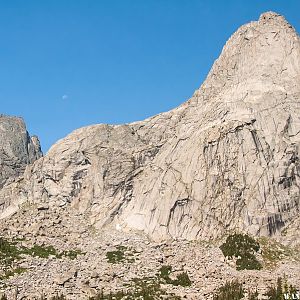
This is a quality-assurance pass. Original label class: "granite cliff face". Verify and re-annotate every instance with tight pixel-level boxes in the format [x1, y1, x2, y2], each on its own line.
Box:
[1, 12, 300, 242]
[0, 115, 42, 189]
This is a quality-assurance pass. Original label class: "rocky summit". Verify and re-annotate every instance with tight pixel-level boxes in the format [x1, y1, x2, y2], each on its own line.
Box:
[0, 115, 42, 188]
[0, 11, 300, 300]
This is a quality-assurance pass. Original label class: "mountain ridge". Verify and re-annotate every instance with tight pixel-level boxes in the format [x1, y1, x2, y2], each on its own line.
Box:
[0, 11, 300, 243]
[0, 114, 42, 188]
[1, 11, 300, 299]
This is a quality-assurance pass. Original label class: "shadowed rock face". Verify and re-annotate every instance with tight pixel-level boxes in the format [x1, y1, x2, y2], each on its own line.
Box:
[0, 115, 42, 189]
[1, 12, 300, 241]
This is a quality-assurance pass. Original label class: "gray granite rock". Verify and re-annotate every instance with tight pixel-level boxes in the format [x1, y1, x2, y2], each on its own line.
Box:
[1, 12, 300, 244]
[0, 115, 42, 189]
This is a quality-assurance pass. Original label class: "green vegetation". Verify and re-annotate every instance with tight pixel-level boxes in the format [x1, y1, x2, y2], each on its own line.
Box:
[220, 234, 300, 271]
[87, 265, 190, 299]
[213, 280, 244, 300]
[0, 267, 27, 280]
[259, 237, 300, 269]
[60, 249, 83, 260]
[20, 245, 83, 260]
[174, 272, 192, 287]
[157, 265, 192, 287]
[0, 237, 83, 262]
[265, 277, 284, 300]
[21, 244, 59, 258]
[220, 233, 262, 270]
[0, 237, 21, 266]
[106, 249, 125, 264]
[212, 277, 298, 300]
[0, 236, 83, 281]
[265, 277, 298, 300]
[0, 293, 66, 300]
[106, 245, 136, 264]
[89, 276, 181, 299]
[158, 265, 172, 282]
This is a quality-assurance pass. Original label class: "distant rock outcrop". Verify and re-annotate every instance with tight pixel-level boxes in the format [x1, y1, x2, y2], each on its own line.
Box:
[0, 115, 42, 189]
[0, 12, 300, 242]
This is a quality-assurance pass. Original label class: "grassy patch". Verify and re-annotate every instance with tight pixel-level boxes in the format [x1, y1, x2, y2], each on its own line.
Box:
[173, 272, 192, 287]
[158, 265, 172, 282]
[60, 249, 83, 260]
[106, 250, 125, 264]
[0, 237, 83, 262]
[212, 277, 298, 300]
[265, 277, 298, 300]
[0, 238, 21, 267]
[26, 294, 67, 300]
[106, 245, 137, 264]
[0, 237, 83, 281]
[0, 294, 67, 300]
[258, 237, 300, 269]
[89, 276, 181, 299]
[213, 280, 244, 300]
[157, 265, 192, 287]
[87, 264, 190, 299]
[220, 233, 262, 270]
[20, 243, 83, 260]
[21, 245, 84, 260]
[21, 244, 58, 258]
[0, 267, 27, 280]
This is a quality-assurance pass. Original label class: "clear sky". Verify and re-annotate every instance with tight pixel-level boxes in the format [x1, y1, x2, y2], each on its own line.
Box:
[1, 0, 299, 152]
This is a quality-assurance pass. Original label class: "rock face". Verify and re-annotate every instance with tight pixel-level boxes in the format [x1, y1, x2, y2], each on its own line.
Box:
[1, 12, 300, 242]
[0, 115, 42, 189]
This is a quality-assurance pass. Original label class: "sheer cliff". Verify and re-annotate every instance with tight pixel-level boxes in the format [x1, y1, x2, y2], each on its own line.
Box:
[0, 115, 42, 189]
[1, 12, 300, 242]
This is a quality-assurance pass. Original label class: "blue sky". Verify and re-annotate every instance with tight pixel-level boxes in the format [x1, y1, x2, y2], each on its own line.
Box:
[1, 0, 299, 152]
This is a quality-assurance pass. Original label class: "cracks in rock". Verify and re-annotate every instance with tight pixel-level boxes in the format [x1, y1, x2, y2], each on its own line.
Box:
[134, 145, 162, 168]
[149, 208, 156, 224]
[44, 174, 59, 184]
[71, 170, 88, 198]
[283, 114, 292, 138]
[278, 169, 296, 189]
[166, 198, 192, 235]
[108, 169, 143, 221]
[267, 213, 285, 235]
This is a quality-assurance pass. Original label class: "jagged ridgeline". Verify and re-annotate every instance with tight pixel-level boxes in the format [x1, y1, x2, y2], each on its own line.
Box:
[0, 115, 42, 189]
[0, 11, 300, 243]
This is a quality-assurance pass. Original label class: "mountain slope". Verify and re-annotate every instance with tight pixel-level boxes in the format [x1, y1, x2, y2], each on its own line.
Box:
[1, 11, 300, 242]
